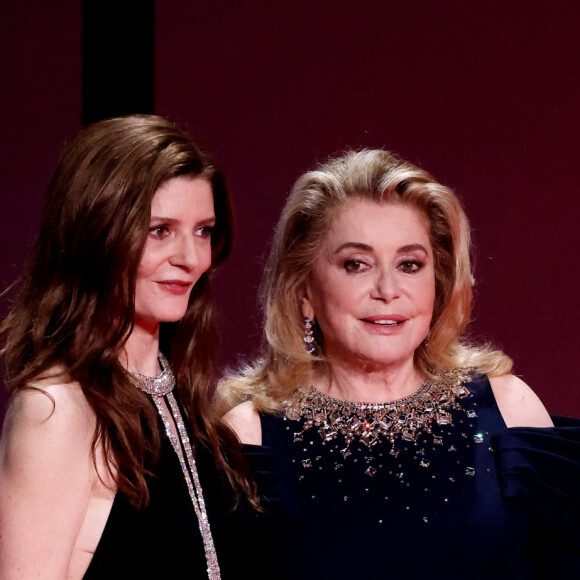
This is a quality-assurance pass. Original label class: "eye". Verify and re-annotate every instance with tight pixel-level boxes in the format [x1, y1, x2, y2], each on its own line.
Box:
[399, 260, 423, 274]
[344, 259, 370, 273]
[149, 225, 170, 239]
[197, 225, 214, 239]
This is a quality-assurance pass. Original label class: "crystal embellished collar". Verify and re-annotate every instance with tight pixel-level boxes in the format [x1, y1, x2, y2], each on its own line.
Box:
[128, 353, 221, 579]
[127, 352, 175, 396]
[284, 370, 471, 450]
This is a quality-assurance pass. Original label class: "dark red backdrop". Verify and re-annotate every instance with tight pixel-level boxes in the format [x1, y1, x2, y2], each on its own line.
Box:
[1, 0, 579, 417]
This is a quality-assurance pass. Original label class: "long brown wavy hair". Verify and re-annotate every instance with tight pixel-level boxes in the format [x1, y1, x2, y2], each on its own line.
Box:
[1, 114, 252, 507]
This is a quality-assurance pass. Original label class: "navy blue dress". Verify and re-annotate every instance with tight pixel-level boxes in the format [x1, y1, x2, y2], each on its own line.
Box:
[243, 375, 580, 579]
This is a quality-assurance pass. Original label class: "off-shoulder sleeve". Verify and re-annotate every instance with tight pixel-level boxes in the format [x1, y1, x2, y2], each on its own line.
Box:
[493, 416, 580, 575]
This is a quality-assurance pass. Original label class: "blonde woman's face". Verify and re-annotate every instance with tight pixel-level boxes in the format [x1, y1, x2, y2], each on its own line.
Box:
[303, 199, 435, 371]
[134, 176, 215, 334]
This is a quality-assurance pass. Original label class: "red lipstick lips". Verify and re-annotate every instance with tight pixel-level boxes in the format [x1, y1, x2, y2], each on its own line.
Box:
[362, 314, 406, 324]
[361, 314, 407, 332]
[156, 280, 193, 295]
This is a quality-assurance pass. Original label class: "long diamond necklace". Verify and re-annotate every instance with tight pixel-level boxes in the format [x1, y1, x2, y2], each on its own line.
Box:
[128, 353, 221, 580]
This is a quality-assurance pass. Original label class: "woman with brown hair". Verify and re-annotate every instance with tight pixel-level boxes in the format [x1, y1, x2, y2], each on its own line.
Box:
[221, 149, 580, 579]
[0, 115, 249, 578]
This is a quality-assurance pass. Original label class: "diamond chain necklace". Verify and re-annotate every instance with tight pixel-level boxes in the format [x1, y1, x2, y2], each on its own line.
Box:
[128, 353, 221, 579]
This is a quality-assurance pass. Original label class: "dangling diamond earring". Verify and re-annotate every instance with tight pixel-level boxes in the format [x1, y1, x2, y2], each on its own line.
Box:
[303, 316, 316, 354]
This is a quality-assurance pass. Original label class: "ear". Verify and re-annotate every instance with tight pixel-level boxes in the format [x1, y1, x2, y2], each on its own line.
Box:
[301, 281, 315, 320]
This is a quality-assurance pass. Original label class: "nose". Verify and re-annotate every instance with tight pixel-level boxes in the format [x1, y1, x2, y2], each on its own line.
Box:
[169, 234, 203, 271]
[371, 269, 400, 302]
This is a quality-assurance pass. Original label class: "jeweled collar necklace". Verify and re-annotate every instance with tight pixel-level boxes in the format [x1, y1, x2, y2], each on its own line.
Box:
[284, 369, 471, 451]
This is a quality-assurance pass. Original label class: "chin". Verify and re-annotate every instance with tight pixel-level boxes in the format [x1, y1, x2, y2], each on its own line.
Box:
[165, 312, 189, 323]
[352, 345, 417, 368]
[154, 307, 190, 324]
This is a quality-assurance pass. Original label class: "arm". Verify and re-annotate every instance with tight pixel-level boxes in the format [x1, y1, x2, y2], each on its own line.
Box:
[0, 381, 96, 579]
[223, 400, 263, 445]
[489, 374, 553, 428]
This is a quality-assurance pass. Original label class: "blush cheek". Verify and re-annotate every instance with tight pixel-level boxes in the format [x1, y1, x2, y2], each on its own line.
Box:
[198, 249, 213, 277]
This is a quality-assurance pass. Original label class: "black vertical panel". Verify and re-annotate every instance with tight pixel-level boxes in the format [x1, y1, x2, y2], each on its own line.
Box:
[82, 0, 154, 125]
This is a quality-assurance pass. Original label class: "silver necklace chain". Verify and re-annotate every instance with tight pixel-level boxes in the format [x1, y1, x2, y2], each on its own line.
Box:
[129, 353, 221, 579]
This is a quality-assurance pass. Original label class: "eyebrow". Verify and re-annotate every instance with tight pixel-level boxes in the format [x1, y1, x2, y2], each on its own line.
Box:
[334, 242, 373, 254]
[398, 244, 429, 254]
[150, 216, 217, 226]
[334, 242, 429, 255]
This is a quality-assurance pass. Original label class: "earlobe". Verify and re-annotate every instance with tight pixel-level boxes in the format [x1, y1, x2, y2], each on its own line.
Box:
[301, 296, 315, 321]
[299, 277, 316, 320]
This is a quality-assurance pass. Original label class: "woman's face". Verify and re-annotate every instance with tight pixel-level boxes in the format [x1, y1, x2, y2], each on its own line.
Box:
[303, 199, 435, 371]
[134, 176, 215, 333]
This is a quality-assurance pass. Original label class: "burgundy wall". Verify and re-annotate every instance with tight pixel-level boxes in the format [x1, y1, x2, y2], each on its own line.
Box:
[155, 0, 580, 416]
[0, 2, 81, 275]
[0, 2, 82, 415]
[1, 1, 579, 417]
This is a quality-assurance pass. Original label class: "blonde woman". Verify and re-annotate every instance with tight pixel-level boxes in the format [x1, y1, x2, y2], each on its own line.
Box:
[221, 150, 580, 579]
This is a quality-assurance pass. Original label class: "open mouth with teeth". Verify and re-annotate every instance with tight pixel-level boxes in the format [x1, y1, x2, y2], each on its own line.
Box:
[362, 319, 405, 326]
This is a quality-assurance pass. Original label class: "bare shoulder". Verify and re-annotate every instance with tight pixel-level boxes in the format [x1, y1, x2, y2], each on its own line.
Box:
[0, 375, 99, 578]
[223, 400, 262, 445]
[489, 374, 553, 428]
[1, 374, 96, 450]
[0, 373, 97, 485]
[8, 372, 93, 424]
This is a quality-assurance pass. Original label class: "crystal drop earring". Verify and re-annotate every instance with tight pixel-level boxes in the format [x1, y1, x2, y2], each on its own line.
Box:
[303, 316, 316, 354]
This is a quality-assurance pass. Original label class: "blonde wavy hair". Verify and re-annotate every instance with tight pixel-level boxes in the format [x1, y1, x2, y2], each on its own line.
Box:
[219, 149, 512, 412]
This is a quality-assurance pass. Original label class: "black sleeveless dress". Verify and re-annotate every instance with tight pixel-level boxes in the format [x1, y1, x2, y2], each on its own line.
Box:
[243, 375, 580, 579]
[83, 414, 255, 579]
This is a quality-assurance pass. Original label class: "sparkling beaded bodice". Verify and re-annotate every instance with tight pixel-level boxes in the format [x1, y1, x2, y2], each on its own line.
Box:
[249, 373, 575, 579]
[284, 370, 472, 459]
[278, 371, 500, 524]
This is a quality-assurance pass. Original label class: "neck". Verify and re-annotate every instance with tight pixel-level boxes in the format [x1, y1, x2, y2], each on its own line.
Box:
[123, 324, 161, 376]
[314, 356, 423, 403]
